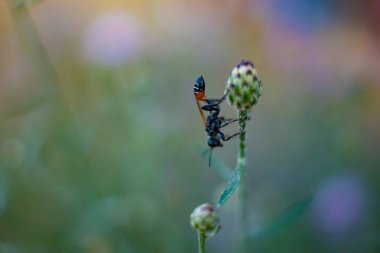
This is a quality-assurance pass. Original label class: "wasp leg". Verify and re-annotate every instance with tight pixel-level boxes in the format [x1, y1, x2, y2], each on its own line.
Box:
[220, 118, 239, 128]
[206, 98, 221, 104]
[206, 94, 227, 105]
[218, 130, 239, 142]
[201, 94, 228, 113]
[221, 131, 241, 142]
[220, 115, 251, 128]
[201, 94, 227, 112]
[221, 115, 251, 127]
[202, 103, 220, 112]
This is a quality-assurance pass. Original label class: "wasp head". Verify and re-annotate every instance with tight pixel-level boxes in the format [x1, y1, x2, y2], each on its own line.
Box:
[208, 137, 222, 148]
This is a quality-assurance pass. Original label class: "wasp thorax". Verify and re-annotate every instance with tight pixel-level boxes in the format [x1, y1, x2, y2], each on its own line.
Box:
[225, 60, 262, 112]
[190, 203, 220, 233]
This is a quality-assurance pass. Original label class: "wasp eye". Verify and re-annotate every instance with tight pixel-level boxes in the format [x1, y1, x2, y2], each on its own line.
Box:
[194, 75, 205, 91]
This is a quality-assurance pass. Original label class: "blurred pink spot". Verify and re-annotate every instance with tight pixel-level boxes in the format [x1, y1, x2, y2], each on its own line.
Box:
[311, 175, 368, 236]
[82, 13, 144, 66]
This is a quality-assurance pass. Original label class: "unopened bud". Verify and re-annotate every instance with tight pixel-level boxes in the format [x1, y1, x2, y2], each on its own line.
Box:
[190, 203, 220, 233]
[225, 60, 263, 112]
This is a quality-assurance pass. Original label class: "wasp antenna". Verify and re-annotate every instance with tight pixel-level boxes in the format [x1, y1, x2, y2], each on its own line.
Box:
[201, 148, 209, 157]
[209, 148, 213, 167]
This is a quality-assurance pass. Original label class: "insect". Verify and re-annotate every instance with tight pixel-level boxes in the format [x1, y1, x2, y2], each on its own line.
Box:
[194, 75, 243, 166]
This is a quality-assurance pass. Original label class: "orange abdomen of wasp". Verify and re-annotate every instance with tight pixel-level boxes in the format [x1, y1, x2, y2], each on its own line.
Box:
[194, 91, 207, 101]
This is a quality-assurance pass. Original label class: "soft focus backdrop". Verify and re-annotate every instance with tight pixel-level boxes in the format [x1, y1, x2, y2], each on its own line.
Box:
[0, 0, 379, 252]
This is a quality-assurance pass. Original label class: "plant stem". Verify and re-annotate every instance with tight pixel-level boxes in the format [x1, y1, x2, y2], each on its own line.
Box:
[238, 111, 249, 253]
[198, 232, 206, 253]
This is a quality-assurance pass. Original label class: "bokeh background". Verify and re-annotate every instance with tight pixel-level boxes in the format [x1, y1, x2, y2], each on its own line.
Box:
[1, 0, 380, 252]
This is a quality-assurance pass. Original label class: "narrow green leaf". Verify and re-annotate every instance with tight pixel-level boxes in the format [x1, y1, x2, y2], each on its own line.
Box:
[217, 169, 241, 207]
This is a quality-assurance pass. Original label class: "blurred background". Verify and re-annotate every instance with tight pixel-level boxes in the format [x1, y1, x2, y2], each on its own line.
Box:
[0, 0, 380, 252]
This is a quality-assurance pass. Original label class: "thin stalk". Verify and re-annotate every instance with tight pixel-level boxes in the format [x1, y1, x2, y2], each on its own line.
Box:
[198, 232, 206, 253]
[238, 111, 249, 253]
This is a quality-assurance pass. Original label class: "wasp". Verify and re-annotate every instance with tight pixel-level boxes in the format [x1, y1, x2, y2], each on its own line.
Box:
[194, 75, 243, 166]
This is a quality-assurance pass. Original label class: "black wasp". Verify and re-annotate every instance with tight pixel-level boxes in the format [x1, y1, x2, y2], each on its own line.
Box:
[193, 75, 242, 166]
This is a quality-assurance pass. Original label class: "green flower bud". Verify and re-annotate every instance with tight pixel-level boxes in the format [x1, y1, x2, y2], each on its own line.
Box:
[225, 60, 263, 112]
[190, 203, 220, 234]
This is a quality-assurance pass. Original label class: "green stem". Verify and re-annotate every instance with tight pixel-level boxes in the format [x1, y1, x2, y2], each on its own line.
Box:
[238, 111, 249, 253]
[198, 232, 206, 253]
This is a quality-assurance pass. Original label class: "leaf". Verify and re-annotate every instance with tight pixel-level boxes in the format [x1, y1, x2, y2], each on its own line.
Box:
[217, 169, 241, 207]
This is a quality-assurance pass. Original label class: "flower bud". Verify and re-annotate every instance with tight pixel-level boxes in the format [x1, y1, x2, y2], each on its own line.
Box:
[190, 203, 220, 233]
[225, 60, 263, 112]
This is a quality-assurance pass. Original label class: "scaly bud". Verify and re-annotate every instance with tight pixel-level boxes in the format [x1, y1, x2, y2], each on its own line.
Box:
[190, 203, 220, 234]
[225, 60, 263, 112]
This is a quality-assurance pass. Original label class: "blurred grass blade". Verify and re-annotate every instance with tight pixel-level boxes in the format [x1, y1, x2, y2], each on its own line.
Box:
[7, 0, 58, 85]
[210, 158, 233, 181]
[11, 0, 42, 9]
[217, 169, 241, 207]
[250, 194, 314, 239]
